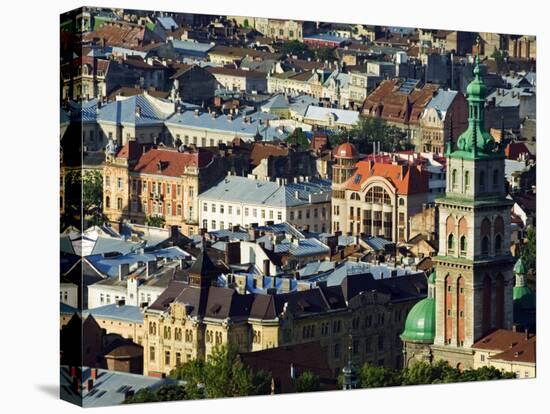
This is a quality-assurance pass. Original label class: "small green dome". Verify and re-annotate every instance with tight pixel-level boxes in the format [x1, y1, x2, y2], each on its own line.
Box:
[514, 258, 526, 275]
[428, 270, 436, 284]
[466, 57, 488, 98]
[513, 286, 535, 310]
[400, 297, 436, 343]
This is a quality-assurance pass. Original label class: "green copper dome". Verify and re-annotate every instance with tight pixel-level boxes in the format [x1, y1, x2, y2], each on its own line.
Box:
[452, 55, 499, 159]
[514, 258, 526, 275]
[400, 297, 436, 343]
[428, 270, 436, 284]
[466, 59, 488, 98]
[513, 286, 535, 309]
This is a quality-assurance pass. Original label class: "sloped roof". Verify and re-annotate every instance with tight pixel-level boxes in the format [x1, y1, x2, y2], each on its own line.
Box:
[97, 94, 174, 126]
[198, 175, 331, 208]
[345, 159, 430, 195]
[130, 148, 213, 177]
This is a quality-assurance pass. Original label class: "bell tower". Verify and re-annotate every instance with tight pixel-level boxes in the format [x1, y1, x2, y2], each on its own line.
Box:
[431, 55, 514, 361]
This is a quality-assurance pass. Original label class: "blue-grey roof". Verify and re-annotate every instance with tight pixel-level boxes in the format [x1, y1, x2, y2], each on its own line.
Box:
[324, 71, 350, 89]
[60, 232, 143, 257]
[363, 236, 394, 251]
[425, 90, 458, 120]
[62, 367, 176, 407]
[256, 236, 330, 257]
[306, 260, 421, 286]
[111, 46, 147, 58]
[304, 33, 347, 43]
[262, 94, 289, 111]
[83, 304, 144, 323]
[199, 175, 331, 208]
[60, 302, 78, 315]
[97, 95, 173, 126]
[86, 247, 188, 278]
[242, 274, 299, 294]
[171, 39, 214, 54]
[68, 99, 98, 123]
[297, 261, 335, 277]
[165, 110, 289, 141]
[303, 105, 360, 127]
[289, 95, 320, 117]
[156, 16, 178, 30]
[60, 108, 70, 126]
[486, 87, 533, 108]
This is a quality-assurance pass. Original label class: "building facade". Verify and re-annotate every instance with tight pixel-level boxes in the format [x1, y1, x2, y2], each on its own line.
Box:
[331, 143, 430, 242]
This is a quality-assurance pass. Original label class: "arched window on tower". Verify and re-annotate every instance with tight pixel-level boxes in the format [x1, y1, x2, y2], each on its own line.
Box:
[460, 235, 467, 256]
[464, 171, 471, 192]
[451, 169, 457, 190]
[494, 216, 504, 255]
[480, 217, 491, 256]
[494, 234, 502, 255]
[493, 169, 499, 190]
[448, 233, 455, 254]
[479, 170, 486, 191]
[481, 236, 489, 256]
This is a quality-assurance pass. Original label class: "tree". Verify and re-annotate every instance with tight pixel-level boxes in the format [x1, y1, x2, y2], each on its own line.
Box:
[243, 19, 249, 28]
[287, 128, 310, 149]
[357, 360, 515, 389]
[282, 40, 311, 58]
[63, 169, 105, 227]
[521, 226, 536, 276]
[123, 384, 186, 403]
[353, 117, 410, 153]
[327, 117, 411, 154]
[169, 345, 272, 399]
[314, 46, 334, 62]
[359, 363, 402, 388]
[296, 371, 321, 393]
[146, 215, 166, 228]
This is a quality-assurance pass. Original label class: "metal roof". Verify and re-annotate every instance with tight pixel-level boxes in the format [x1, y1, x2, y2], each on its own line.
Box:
[165, 110, 289, 141]
[199, 175, 331, 208]
[83, 303, 144, 323]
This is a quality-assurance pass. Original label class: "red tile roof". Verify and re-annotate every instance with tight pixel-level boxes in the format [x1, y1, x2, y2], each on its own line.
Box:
[127, 148, 213, 177]
[361, 80, 439, 126]
[472, 329, 533, 353]
[250, 142, 289, 168]
[345, 159, 429, 195]
[492, 336, 536, 364]
[84, 22, 163, 48]
[505, 142, 532, 160]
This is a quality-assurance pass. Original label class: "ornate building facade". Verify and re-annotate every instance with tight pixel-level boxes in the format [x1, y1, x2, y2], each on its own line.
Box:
[331, 143, 431, 242]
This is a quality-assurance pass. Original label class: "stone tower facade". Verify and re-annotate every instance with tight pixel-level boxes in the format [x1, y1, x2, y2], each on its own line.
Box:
[431, 56, 514, 367]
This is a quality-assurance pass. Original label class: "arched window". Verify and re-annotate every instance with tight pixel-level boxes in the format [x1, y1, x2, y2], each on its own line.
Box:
[493, 169, 499, 189]
[448, 233, 455, 253]
[479, 170, 486, 190]
[105, 196, 110, 209]
[460, 235, 467, 255]
[481, 236, 489, 256]
[494, 234, 502, 255]
[452, 169, 457, 190]
[399, 198, 405, 206]
[464, 171, 471, 191]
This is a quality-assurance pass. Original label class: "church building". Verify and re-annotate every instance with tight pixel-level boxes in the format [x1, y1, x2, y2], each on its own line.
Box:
[401, 55, 515, 369]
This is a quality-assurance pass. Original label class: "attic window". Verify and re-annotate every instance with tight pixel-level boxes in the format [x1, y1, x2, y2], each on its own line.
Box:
[353, 174, 362, 184]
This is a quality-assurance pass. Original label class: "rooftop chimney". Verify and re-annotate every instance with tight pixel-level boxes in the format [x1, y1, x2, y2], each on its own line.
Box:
[146, 260, 157, 278]
[118, 263, 130, 281]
